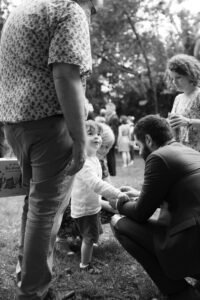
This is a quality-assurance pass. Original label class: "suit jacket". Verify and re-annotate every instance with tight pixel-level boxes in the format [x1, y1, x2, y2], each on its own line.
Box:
[118, 141, 200, 279]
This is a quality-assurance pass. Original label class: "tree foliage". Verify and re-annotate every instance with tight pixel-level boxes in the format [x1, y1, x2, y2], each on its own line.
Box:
[1, 0, 200, 118]
[87, 0, 200, 118]
[0, 0, 11, 31]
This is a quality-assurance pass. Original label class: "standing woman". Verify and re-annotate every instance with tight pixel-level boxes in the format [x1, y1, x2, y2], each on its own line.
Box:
[117, 115, 131, 167]
[166, 54, 200, 151]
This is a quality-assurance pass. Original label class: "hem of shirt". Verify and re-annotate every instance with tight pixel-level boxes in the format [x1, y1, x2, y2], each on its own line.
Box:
[2, 112, 64, 124]
[71, 207, 101, 219]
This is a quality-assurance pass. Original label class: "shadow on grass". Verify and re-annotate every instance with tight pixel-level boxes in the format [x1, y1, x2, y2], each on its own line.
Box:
[54, 238, 163, 300]
[0, 157, 165, 300]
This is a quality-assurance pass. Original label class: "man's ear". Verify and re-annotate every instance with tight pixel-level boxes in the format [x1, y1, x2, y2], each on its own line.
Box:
[145, 134, 153, 147]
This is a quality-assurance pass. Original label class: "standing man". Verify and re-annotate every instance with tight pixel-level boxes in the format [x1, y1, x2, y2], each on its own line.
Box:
[105, 102, 119, 176]
[111, 115, 200, 300]
[0, 0, 104, 299]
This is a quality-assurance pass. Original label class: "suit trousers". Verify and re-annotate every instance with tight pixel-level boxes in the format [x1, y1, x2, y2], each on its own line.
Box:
[4, 115, 74, 300]
[111, 215, 190, 296]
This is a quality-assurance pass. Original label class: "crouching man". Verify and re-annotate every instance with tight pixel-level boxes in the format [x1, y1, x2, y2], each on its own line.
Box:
[110, 115, 200, 300]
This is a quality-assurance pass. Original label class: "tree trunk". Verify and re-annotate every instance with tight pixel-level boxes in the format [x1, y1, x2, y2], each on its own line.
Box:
[124, 9, 159, 114]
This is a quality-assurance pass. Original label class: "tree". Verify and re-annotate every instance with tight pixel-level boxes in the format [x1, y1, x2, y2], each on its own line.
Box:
[89, 0, 170, 115]
[1, 0, 200, 118]
[0, 0, 11, 32]
[88, 0, 200, 117]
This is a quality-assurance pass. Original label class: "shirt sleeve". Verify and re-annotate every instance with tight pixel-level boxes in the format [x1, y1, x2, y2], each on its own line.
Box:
[48, 2, 92, 78]
[78, 160, 121, 200]
[118, 154, 170, 222]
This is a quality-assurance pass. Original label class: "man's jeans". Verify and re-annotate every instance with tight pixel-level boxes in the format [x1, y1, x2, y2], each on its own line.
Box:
[4, 115, 74, 300]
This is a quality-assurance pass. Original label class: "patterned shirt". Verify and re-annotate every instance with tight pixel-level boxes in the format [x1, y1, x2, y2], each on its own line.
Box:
[0, 0, 92, 122]
[171, 89, 200, 151]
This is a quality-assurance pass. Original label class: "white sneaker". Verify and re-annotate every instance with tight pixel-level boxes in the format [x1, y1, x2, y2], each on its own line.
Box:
[128, 160, 134, 166]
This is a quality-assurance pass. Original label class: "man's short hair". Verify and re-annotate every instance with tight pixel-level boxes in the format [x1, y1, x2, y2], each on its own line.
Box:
[134, 115, 173, 146]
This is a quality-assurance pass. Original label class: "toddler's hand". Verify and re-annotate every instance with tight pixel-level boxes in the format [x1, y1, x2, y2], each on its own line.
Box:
[109, 193, 130, 210]
[120, 185, 133, 192]
[109, 198, 118, 210]
[117, 192, 130, 209]
[120, 186, 140, 198]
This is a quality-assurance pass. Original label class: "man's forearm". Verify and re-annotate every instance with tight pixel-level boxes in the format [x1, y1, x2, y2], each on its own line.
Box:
[53, 63, 86, 143]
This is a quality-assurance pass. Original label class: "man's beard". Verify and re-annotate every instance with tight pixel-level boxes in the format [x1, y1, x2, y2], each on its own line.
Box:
[142, 145, 151, 161]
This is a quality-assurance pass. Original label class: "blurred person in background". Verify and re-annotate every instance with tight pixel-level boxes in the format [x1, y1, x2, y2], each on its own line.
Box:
[105, 101, 119, 176]
[127, 115, 135, 165]
[117, 115, 131, 167]
[95, 108, 106, 123]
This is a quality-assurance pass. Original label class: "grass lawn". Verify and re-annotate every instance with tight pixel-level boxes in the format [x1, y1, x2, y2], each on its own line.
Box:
[0, 153, 165, 300]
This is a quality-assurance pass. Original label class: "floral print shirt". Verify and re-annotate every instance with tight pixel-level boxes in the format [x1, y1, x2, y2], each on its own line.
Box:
[171, 89, 200, 151]
[0, 0, 92, 122]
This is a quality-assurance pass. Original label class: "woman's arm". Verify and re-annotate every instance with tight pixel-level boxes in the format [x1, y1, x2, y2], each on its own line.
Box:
[169, 93, 200, 128]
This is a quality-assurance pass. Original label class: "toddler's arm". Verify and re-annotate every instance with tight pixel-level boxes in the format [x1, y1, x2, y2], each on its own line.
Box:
[100, 198, 118, 213]
[77, 160, 130, 203]
[109, 192, 130, 210]
[120, 186, 140, 198]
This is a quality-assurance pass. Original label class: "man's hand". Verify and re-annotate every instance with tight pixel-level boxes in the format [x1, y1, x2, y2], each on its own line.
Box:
[120, 186, 140, 198]
[118, 192, 130, 205]
[53, 63, 87, 176]
[66, 141, 86, 176]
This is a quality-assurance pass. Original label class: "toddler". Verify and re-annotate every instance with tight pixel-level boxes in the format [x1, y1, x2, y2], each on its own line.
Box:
[71, 120, 129, 273]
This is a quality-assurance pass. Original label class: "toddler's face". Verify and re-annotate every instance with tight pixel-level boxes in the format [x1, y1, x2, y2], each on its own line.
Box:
[86, 126, 102, 155]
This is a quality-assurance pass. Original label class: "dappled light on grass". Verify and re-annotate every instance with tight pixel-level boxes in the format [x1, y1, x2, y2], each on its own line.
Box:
[54, 236, 162, 299]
